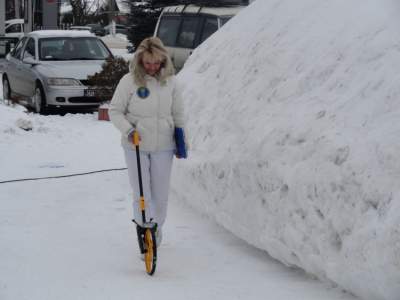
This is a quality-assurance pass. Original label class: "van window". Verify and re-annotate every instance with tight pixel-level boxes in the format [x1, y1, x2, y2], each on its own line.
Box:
[157, 16, 181, 47]
[220, 16, 233, 26]
[200, 17, 218, 44]
[176, 16, 200, 48]
[6, 23, 22, 33]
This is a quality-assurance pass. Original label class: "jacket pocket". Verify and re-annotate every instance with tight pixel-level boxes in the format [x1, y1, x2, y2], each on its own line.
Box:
[159, 118, 173, 136]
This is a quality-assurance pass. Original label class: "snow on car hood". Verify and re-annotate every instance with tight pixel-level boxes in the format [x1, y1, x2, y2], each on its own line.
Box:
[35, 60, 104, 80]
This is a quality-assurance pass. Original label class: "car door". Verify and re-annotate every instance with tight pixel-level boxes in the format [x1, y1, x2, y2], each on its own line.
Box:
[19, 37, 37, 97]
[6, 37, 27, 95]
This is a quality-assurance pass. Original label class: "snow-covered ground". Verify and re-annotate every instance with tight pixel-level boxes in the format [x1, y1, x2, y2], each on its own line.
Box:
[1, 0, 399, 299]
[0, 104, 356, 300]
[101, 34, 134, 61]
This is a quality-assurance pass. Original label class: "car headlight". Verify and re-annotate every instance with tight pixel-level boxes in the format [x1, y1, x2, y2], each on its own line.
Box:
[47, 78, 82, 86]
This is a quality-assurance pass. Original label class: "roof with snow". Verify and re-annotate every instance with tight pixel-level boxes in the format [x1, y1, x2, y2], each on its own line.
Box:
[28, 30, 95, 38]
[60, 0, 130, 15]
[161, 5, 245, 16]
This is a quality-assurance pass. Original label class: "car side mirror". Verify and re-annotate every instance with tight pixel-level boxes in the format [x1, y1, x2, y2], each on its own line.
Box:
[23, 56, 37, 65]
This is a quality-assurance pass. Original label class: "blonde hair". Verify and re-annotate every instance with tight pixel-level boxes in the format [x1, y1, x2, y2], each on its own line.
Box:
[130, 37, 175, 86]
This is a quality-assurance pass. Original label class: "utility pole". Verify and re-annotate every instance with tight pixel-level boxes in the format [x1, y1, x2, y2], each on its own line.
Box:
[24, 0, 33, 33]
[108, 0, 116, 36]
[42, 0, 59, 29]
[0, 0, 5, 36]
[15, 0, 20, 19]
[109, 0, 114, 25]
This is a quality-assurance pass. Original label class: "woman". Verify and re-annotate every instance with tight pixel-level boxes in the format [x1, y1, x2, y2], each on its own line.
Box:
[109, 37, 187, 248]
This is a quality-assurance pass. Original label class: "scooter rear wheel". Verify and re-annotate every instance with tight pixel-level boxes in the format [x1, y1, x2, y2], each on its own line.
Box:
[144, 228, 157, 275]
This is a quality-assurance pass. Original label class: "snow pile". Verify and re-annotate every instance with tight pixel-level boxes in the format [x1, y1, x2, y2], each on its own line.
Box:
[15, 117, 33, 131]
[172, 1, 400, 300]
[0, 104, 31, 131]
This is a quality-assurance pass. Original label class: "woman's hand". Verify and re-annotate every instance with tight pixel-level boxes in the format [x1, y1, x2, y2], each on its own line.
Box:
[174, 127, 188, 159]
[127, 128, 141, 144]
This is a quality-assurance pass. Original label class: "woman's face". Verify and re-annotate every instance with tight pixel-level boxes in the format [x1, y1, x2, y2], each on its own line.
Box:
[142, 53, 162, 76]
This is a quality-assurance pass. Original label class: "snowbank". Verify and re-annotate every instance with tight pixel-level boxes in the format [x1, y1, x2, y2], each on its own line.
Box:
[172, 1, 400, 300]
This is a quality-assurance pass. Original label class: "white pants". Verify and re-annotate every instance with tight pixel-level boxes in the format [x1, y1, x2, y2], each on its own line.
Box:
[123, 146, 174, 228]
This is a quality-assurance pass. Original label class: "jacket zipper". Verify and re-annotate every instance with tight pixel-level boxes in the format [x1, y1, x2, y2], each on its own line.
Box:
[156, 82, 160, 151]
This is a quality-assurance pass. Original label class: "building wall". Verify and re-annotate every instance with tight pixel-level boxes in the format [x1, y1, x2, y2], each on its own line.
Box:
[41, 0, 58, 29]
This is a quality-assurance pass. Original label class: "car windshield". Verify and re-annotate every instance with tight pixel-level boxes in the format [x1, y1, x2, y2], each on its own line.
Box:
[39, 37, 111, 61]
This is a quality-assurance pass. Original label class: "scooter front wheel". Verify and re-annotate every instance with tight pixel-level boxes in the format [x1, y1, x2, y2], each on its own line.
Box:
[144, 228, 157, 275]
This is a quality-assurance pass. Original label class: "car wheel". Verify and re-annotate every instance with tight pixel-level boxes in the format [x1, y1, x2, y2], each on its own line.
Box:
[33, 83, 48, 115]
[2, 75, 12, 103]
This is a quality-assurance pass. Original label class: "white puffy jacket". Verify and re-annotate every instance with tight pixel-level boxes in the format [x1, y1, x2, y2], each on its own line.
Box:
[109, 73, 185, 152]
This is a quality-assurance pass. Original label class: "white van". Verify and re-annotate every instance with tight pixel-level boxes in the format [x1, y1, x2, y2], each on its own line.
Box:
[154, 5, 245, 71]
[5, 19, 25, 39]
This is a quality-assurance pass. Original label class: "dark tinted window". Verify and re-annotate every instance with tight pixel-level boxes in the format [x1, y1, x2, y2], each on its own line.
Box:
[0, 38, 19, 58]
[200, 17, 218, 44]
[157, 16, 181, 47]
[23, 38, 36, 59]
[6, 23, 21, 33]
[220, 16, 233, 26]
[176, 17, 200, 48]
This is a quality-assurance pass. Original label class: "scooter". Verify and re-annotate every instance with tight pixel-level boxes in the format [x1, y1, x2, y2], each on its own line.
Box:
[131, 131, 157, 275]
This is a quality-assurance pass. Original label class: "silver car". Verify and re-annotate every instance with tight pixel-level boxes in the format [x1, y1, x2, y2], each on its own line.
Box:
[2, 30, 113, 114]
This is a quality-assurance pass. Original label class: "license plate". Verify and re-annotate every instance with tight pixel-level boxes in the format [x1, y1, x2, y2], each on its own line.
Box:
[84, 89, 96, 97]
